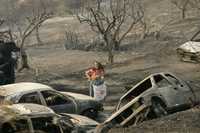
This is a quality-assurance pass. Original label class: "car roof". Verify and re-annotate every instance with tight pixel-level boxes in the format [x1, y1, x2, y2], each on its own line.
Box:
[0, 82, 53, 96]
[137, 72, 175, 83]
[119, 72, 174, 101]
[149, 72, 173, 77]
[0, 103, 55, 124]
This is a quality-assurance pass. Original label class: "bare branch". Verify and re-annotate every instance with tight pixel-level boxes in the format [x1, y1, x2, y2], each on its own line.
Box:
[20, 12, 53, 49]
[171, 0, 190, 19]
[76, 0, 144, 63]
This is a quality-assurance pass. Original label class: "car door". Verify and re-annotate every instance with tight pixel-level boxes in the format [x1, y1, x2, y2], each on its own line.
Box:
[40, 90, 76, 114]
[153, 74, 181, 107]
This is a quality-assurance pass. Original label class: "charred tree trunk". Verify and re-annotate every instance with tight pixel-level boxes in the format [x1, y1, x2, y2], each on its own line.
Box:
[182, 9, 186, 19]
[18, 38, 30, 72]
[35, 25, 42, 45]
[105, 35, 114, 64]
[18, 49, 30, 72]
[108, 50, 114, 64]
[139, 19, 148, 40]
[114, 41, 120, 51]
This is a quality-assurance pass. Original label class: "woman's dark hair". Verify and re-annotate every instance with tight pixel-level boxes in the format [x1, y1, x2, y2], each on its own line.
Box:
[95, 61, 104, 70]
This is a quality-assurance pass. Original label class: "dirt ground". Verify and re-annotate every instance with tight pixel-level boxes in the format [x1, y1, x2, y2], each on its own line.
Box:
[109, 107, 200, 133]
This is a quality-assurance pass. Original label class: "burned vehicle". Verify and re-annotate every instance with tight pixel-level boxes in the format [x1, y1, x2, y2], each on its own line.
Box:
[0, 103, 100, 133]
[0, 82, 103, 119]
[177, 41, 200, 63]
[95, 72, 199, 133]
[0, 103, 66, 133]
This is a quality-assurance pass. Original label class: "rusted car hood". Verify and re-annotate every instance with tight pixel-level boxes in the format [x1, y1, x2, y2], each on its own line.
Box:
[61, 92, 95, 100]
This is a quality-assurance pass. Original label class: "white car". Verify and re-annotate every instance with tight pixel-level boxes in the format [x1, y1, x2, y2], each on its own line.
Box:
[0, 82, 103, 119]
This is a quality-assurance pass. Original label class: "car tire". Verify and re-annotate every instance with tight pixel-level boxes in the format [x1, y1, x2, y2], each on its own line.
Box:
[151, 99, 168, 118]
[82, 108, 98, 119]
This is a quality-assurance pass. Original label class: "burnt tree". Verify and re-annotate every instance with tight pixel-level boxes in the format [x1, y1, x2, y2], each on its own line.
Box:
[77, 0, 144, 64]
[171, 0, 190, 19]
[17, 12, 52, 72]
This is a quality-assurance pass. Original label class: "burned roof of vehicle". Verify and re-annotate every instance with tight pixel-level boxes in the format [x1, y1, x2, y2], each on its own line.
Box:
[0, 82, 53, 96]
[178, 41, 200, 53]
[119, 72, 177, 100]
[0, 103, 55, 124]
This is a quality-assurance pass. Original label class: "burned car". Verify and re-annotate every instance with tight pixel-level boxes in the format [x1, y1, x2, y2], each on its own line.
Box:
[116, 72, 196, 114]
[0, 82, 103, 119]
[177, 41, 200, 63]
[0, 103, 67, 133]
[0, 103, 100, 133]
[95, 72, 199, 133]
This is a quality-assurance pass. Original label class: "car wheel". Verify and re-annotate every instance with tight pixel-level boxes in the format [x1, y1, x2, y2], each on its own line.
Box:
[82, 108, 98, 119]
[152, 99, 168, 118]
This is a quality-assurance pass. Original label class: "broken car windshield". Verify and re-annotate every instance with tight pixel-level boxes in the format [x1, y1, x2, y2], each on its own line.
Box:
[2, 119, 29, 133]
[31, 117, 62, 133]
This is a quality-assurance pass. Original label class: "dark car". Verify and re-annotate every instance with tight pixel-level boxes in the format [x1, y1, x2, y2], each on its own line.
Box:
[0, 82, 103, 119]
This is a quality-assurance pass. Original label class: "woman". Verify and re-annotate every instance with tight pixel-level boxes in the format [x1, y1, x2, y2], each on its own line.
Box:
[85, 61, 106, 101]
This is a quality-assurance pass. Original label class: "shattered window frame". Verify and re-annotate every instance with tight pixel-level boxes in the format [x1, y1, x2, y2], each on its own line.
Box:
[117, 78, 153, 110]
[153, 74, 172, 88]
[1, 117, 32, 133]
[165, 74, 183, 86]
[18, 92, 42, 105]
[41, 90, 73, 107]
[30, 116, 63, 133]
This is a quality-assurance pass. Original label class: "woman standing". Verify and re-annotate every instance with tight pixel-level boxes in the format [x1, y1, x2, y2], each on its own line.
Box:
[85, 61, 107, 101]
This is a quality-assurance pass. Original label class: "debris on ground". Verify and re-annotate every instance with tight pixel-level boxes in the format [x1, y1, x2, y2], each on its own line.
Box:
[109, 107, 200, 133]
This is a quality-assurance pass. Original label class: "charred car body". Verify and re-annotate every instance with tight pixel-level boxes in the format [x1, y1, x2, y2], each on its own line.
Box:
[96, 72, 200, 133]
[0, 103, 99, 133]
[0, 103, 66, 133]
[0, 82, 103, 119]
